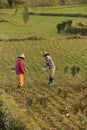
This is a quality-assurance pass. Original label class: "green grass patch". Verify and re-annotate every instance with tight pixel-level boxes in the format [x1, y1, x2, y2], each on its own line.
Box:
[29, 5, 87, 14]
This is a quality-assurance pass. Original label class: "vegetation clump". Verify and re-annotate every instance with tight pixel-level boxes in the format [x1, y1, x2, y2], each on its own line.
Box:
[56, 19, 72, 33]
[66, 26, 87, 36]
[57, 19, 87, 36]
[0, 91, 33, 130]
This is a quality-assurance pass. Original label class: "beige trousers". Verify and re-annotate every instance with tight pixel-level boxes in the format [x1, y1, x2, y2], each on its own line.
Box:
[49, 66, 55, 78]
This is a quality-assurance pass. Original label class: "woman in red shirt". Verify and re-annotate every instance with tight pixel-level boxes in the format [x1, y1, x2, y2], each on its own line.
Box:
[15, 54, 26, 88]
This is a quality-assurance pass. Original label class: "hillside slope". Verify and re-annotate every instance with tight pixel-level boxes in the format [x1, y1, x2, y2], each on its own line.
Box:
[0, 39, 87, 130]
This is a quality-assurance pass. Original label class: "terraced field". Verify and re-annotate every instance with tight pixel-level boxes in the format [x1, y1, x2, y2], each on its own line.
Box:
[0, 39, 87, 130]
[0, 6, 87, 39]
[0, 5, 87, 130]
[29, 5, 87, 14]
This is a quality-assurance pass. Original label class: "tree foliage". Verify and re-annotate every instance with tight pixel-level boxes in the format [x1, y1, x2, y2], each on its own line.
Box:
[0, 0, 7, 8]
[59, 0, 65, 5]
[22, 5, 29, 23]
[7, 0, 24, 8]
[56, 19, 73, 33]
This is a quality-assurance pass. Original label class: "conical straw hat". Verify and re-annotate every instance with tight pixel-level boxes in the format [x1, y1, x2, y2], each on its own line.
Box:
[43, 51, 49, 56]
[18, 54, 25, 59]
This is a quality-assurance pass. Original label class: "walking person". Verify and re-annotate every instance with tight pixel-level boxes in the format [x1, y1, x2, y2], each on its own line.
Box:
[43, 51, 55, 85]
[15, 54, 26, 88]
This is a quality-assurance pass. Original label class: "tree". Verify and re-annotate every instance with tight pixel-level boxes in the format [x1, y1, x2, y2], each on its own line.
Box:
[7, 0, 13, 7]
[0, 0, 7, 8]
[59, 0, 65, 5]
[7, 0, 24, 8]
[0, 0, 29, 23]
[14, 0, 29, 23]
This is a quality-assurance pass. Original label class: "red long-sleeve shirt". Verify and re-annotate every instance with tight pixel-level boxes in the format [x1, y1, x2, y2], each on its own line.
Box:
[15, 58, 26, 75]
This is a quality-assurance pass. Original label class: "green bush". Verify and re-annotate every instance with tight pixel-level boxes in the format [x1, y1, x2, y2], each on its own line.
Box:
[56, 23, 62, 33]
[78, 22, 84, 27]
[56, 19, 72, 33]
[0, 90, 31, 130]
[66, 19, 72, 28]
[66, 26, 87, 36]
[0, 0, 8, 9]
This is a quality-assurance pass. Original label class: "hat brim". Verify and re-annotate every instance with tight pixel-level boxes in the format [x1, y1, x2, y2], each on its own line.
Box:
[43, 53, 49, 56]
[18, 56, 25, 59]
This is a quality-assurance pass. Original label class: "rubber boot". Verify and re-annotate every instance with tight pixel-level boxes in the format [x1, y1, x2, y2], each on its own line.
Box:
[48, 77, 54, 85]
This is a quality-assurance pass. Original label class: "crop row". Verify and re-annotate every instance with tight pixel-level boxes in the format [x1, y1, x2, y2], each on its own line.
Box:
[0, 39, 87, 129]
